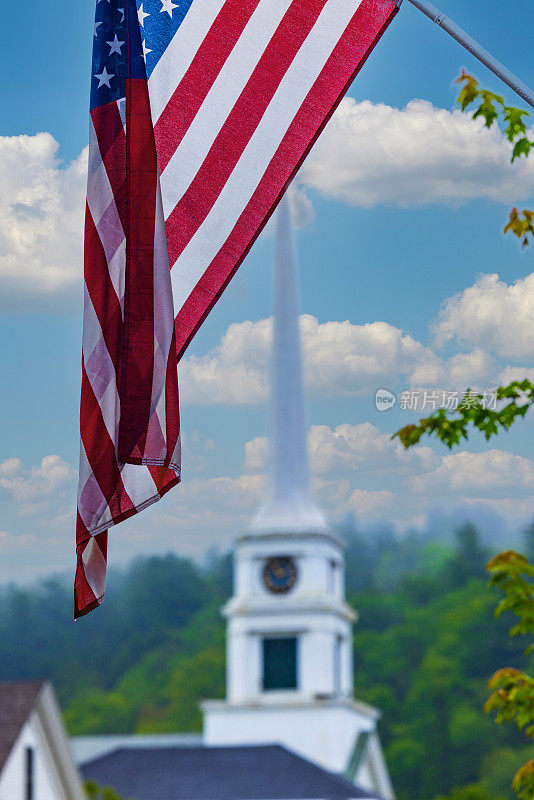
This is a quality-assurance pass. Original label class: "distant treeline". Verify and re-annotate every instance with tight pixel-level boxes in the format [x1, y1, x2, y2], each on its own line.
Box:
[1, 519, 533, 800]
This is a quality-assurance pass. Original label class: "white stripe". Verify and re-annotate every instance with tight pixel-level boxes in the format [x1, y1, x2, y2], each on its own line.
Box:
[87, 120, 115, 223]
[107, 239, 126, 307]
[148, 0, 226, 123]
[170, 0, 362, 311]
[87, 119, 126, 272]
[120, 464, 159, 508]
[159, 0, 293, 220]
[145, 179, 177, 462]
[82, 536, 107, 600]
[77, 439, 107, 527]
[152, 178, 175, 413]
[82, 285, 121, 445]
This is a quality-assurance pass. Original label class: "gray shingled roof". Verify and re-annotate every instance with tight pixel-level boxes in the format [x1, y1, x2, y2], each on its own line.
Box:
[81, 744, 380, 799]
[0, 681, 45, 772]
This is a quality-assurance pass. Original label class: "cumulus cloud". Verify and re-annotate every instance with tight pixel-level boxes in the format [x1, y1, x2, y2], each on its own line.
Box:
[180, 318, 271, 405]
[409, 349, 493, 391]
[181, 314, 493, 405]
[499, 366, 534, 385]
[0, 455, 75, 513]
[245, 422, 439, 477]
[3, 98, 533, 311]
[0, 531, 36, 550]
[434, 273, 534, 360]
[408, 449, 534, 494]
[345, 488, 395, 517]
[0, 134, 87, 311]
[299, 98, 534, 208]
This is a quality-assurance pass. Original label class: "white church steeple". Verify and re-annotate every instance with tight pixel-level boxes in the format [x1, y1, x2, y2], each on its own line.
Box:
[252, 196, 326, 535]
[203, 197, 394, 800]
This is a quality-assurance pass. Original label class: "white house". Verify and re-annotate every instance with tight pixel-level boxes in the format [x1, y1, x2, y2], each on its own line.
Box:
[0, 681, 85, 800]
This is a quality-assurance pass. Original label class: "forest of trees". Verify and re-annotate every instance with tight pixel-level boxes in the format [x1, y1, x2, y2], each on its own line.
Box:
[1, 520, 533, 800]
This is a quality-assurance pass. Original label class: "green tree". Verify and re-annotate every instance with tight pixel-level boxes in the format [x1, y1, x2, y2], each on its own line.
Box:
[85, 780, 132, 800]
[523, 522, 534, 565]
[434, 785, 507, 800]
[441, 523, 488, 588]
[484, 553, 534, 800]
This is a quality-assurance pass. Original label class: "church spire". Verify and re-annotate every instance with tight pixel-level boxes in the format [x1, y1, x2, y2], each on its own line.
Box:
[252, 196, 326, 534]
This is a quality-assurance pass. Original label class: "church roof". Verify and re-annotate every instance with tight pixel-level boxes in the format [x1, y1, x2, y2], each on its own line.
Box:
[81, 743, 381, 799]
[0, 680, 45, 772]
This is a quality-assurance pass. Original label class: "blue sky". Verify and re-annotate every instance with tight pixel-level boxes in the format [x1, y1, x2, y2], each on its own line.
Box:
[1, 0, 534, 583]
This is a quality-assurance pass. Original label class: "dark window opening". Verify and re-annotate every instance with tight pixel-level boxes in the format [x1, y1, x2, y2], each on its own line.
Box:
[25, 747, 34, 800]
[263, 637, 297, 690]
[334, 635, 343, 695]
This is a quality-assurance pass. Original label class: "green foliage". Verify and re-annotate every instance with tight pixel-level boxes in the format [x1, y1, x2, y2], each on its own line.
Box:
[480, 747, 534, 799]
[513, 761, 534, 800]
[85, 779, 132, 800]
[487, 552, 534, 641]
[1, 526, 531, 800]
[485, 668, 534, 737]
[393, 382, 534, 450]
[483, 552, 534, 800]
[455, 71, 534, 248]
[504, 209, 534, 250]
[456, 71, 533, 161]
[433, 784, 507, 800]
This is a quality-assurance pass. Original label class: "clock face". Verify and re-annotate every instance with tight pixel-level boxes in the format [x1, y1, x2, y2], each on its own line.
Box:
[262, 557, 298, 594]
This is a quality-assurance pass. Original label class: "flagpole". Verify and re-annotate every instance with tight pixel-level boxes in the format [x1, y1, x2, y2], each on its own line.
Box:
[399, 0, 534, 110]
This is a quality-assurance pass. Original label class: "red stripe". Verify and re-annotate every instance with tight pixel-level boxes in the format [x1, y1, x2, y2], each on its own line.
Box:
[74, 524, 108, 619]
[91, 103, 128, 232]
[164, 0, 328, 270]
[165, 328, 181, 462]
[80, 361, 134, 516]
[154, 0, 261, 173]
[118, 78, 158, 464]
[84, 204, 124, 373]
[91, 102, 125, 163]
[174, 0, 398, 357]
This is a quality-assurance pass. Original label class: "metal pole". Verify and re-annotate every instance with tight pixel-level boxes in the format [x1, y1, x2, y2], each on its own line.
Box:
[401, 0, 534, 110]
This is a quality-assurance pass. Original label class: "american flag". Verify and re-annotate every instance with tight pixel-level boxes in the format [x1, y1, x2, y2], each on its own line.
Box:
[76, 0, 399, 618]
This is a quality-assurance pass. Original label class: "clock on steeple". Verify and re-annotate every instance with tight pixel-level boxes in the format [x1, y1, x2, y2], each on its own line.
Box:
[262, 556, 298, 594]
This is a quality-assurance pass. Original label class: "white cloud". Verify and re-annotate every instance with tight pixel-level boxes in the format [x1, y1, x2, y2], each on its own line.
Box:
[180, 315, 423, 404]
[181, 314, 493, 405]
[434, 273, 534, 360]
[3, 98, 532, 311]
[499, 366, 534, 385]
[0, 458, 23, 477]
[0, 455, 75, 512]
[0, 531, 36, 550]
[345, 488, 395, 517]
[245, 422, 439, 477]
[299, 98, 534, 208]
[0, 134, 87, 311]
[408, 449, 534, 494]
[409, 349, 493, 390]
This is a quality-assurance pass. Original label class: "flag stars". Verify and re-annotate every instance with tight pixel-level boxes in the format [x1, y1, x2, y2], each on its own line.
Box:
[138, 3, 150, 26]
[94, 20, 102, 37]
[94, 66, 114, 89]
[107, 34, 125, 55]
[160, 0, 178, 16]
[142, 39, 152, 61]
[118, 7, 125, 22]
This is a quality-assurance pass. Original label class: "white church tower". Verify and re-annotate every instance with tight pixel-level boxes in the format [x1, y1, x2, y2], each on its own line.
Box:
[202, 198, 394, 800]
